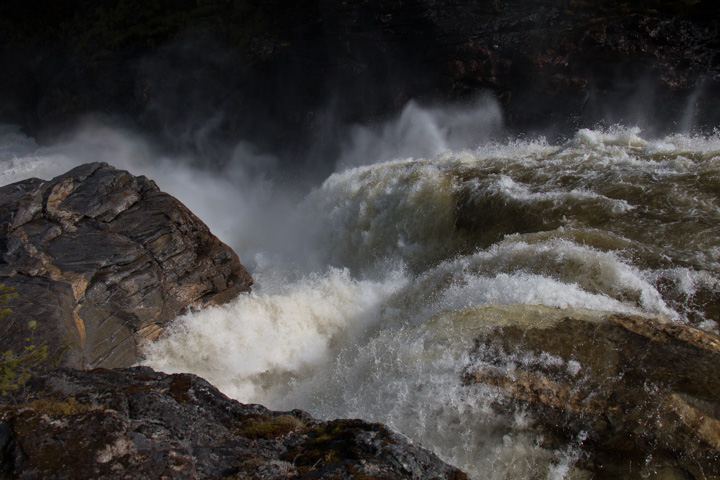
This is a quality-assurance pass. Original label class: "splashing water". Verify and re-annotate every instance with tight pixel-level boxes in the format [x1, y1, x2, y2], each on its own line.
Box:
[3, 118, 720, 478]
[147, 126, 719, 478]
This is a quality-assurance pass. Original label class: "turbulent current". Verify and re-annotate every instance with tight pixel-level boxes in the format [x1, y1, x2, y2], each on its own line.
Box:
[2, 117, 720, 478]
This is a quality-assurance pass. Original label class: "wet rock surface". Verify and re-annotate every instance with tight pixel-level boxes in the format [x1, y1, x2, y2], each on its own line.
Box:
[0, 163, 252, 369]
[463, 312, 720, 479]
[0, 367, 466, 480]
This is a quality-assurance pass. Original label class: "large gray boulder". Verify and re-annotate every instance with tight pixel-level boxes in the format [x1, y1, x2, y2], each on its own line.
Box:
[0, 162, 252, 369]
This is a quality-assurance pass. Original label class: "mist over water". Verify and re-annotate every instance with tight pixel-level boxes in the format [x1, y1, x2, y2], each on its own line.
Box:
[2, 97, 720, 477]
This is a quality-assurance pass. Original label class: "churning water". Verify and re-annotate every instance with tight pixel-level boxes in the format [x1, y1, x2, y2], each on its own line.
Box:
[2, 110, 719, 478]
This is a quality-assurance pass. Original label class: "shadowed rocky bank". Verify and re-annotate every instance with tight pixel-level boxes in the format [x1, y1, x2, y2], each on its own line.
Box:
[0, 367, 467, 479]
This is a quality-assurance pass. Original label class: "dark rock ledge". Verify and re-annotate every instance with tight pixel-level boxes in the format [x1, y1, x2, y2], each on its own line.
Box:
[0, 162, 253, 369]
[0, 367, 466, 480]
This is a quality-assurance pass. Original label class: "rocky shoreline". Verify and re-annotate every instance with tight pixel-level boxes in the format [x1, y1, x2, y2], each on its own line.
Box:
[0, 163, 467, 479]
[0, 367, 466, 479]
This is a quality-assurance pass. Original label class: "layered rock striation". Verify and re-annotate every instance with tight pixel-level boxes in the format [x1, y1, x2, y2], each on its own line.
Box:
[464, 310, 720, 478]
[0, 162, 252, 369]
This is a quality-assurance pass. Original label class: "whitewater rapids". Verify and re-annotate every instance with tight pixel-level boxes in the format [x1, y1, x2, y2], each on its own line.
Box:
[2, 122, 719, 478]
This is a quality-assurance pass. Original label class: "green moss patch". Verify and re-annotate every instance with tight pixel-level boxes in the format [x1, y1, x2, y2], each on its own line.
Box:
[1, 396, 99, 417]
[231, 413, 308, 440]
[286, 419, 387, 468]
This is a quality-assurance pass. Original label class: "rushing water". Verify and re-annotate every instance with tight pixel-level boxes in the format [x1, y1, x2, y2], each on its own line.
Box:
[2, 114, 719, 478]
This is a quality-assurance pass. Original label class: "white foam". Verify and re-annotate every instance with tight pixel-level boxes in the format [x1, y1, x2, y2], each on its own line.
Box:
[4, 122, 720, 479]
[142, 267, 409, 403]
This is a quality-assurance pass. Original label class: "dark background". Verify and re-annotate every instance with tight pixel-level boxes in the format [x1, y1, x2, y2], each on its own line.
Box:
[1, 0, 719, 164]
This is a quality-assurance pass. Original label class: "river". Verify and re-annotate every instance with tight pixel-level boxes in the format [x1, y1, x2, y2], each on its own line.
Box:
[1, 103, 719, 477]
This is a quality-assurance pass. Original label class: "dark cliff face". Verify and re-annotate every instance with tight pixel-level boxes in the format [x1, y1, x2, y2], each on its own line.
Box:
[1, 0, 719, 160]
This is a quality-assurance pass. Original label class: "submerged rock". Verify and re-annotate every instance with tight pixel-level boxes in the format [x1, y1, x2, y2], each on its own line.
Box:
[0, 163, 252, 369]
[463, 312, 720, 478]
[0, 367, 466, 480]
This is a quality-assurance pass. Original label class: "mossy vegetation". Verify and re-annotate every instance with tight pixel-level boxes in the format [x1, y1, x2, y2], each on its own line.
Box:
[286, 420, 380, 468]
[0, 396, 98, 417]
[231, 413, 308, 440]
[0, 285, 48, 401]
[0, 285, 68, 403]
[0, 283, 17, 318]
[0, 335, 48, 399]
